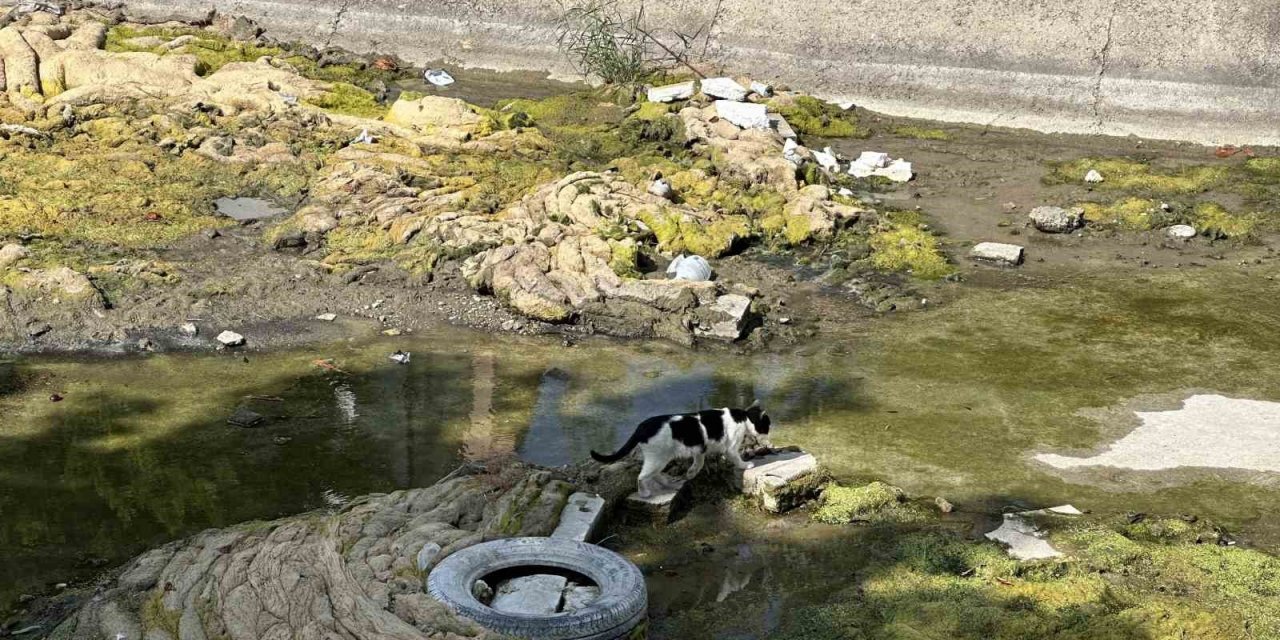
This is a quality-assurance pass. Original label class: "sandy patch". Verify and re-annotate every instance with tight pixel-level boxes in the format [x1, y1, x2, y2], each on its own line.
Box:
[1035, 394, 1280, 472]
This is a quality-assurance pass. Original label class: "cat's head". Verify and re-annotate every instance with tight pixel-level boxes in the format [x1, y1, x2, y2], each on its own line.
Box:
[745, 400, 771, 437]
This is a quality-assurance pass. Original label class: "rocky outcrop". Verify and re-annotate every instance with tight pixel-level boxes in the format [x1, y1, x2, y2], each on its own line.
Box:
[50, 469, 574, 640]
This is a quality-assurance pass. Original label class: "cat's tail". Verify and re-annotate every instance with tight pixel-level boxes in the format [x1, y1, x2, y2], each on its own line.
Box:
[590, 431, 641, 464]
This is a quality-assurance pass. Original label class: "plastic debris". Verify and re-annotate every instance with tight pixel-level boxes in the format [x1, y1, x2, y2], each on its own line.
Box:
[701, 77, 749, 101]
[783, 138, 804, 165]
[715, 100, 770, 129]
[985, 513, 1063, 560]
[813, 147, 841, 171]
[647, 81, 696, 103]
[424, 69, 455, 87]
[648, 178, 674, 200]
[352, 128, 375, 145]
[667, 254, 713, 282]
[848, 151, 913, 182]
[1084, 169, 1104, 183]
[389, 350, 411, 364]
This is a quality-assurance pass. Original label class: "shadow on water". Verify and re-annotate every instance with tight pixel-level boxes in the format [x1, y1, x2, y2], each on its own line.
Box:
[0, 347, 544, 607]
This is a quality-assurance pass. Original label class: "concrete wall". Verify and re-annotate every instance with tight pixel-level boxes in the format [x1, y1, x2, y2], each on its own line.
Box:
[119, 0, 1280, 145]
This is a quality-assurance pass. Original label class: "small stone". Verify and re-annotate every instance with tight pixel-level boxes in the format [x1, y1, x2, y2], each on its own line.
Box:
[179, 323, 198, 337]
[27, 322, 51, 338]
[1167, 224, 1196, 239]
[561, 585, 601, 611]
[472, 580, 495, 604]
[315, 313, 338, 322]
[935, 497, 954, 513]
[272, 435, 292, 445]
[778, 317, 791, 324]
[1028, 206, 1084, 233]
[647, 81, 696, 103]
[204, 228, 221, 240]
[216, 330, 245, 347]
[1084, 169, 1104, 183]
[714, 100, 769, 129]
[136, 338, 156, 351]
[694, 294, 753, 341]
[970, 242, 1025, 266]
[749, 81, 773, 97]
[700, 77, 749, 101]
[227, 407, 264, 428]
[382, 328, 403, 336]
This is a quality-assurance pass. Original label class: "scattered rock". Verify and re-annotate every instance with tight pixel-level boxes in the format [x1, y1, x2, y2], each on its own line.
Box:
[389, 350, 411, 364]
[647, 80, 695, 103]
[1029, 206, 1084, 233]
[749, 81, 773, 97]
[551, 492, 606, 542]
[693, 293, 752, 341]
[27, 322, 51, 338]
[740, 450, 824, 513]
[701, 77, 749, 101]
[0, 243, 29, 268]
[1084, 169, 1104, 183]
[1167, 224, 1197, 239]
[315, 312, 338, 321]
[226, 407, 264, 427]
[179, 322, 198, 336]
[714, 100, 769, 129]
[935, 497, 954, 513]
[215, 330, 245, 346]
[970, 242, 1025, 266]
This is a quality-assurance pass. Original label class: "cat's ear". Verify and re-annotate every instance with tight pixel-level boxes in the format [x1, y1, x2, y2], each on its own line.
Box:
[748, 398, 760, 409]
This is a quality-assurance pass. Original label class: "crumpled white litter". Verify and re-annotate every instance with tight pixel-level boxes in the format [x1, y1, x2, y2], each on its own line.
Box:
[424, 69, 455, 87]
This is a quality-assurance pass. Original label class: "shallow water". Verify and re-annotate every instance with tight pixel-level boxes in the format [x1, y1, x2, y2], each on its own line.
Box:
[3, 268, 1280, 607]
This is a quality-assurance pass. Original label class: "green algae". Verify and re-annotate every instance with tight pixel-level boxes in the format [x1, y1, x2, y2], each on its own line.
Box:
[770, 96, 869, 138]
[1047, 157, 1228, 195]
[304, 82, 384, 119]
[866, 211, 953, 279]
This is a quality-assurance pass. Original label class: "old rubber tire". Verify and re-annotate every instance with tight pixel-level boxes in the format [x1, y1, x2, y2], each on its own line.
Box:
[428, 537, 647, 640]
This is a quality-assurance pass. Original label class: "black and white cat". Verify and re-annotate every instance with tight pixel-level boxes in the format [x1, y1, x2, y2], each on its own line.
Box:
[591, 402, 773, 498]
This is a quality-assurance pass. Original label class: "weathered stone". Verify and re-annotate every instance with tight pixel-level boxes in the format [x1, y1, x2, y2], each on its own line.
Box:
[624, 487, 687, 525]
[551, 492, 605, 542]
[226, 407, 264, 427]
[694, 294, 752, 341]
[647, 80, 695, 103]
[1029, 206, 1083, 233]
[970, 242, 1025, 266]
[216, 330, 245, 346]
[561, 585, 600, 611]
[178, 322, 198, 337]
[0, 243, 28, 268]
[715, 100, 769, 129]
[18, 267, 102, 307]
[701, 77, 748, 101]
[1085, 169, 1105, 183]
[416, 541, 442, 571]
[385, 95, 482, 137]
[1167, 224, 1197, 239]
[315, 312, 338, 321]
[750, 81, 773, 97]
[490, 574, 566, 615]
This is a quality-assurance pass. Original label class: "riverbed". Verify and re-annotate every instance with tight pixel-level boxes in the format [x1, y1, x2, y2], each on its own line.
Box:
[4, 264, 1280, 611]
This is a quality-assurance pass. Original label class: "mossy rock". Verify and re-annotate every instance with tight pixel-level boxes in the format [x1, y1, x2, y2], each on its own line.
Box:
[770, 96, 870, 138]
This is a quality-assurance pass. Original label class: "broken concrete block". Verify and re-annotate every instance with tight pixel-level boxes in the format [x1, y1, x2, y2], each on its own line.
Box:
[740, 451, 825, 513]
[701, 77, 748, 101]
[315, 313, 338, 321]
[1084, 169, 1104, 183]
[1029, 206, 1084, 233]
[750, 81, 773, 97]
[768, 113, 797, 139]
[694, 294, 752, 341]
[813, 147, 840, 171]
[552, 492, 606, 542]
[647, 81, 696, 103]
[490, 574, 566, 615]
[985, 513, 1063, 561]
[624, 487, 687, 525]
[970, 242, 1025, 266]
[715, 100, 769, 129]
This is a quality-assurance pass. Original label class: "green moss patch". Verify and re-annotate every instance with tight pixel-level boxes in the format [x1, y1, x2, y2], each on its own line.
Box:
[770, 96, 870, 138]
[305, 82, 384, 118]
[1047, 157, 1228, 195]
[866, 211, 952, 279]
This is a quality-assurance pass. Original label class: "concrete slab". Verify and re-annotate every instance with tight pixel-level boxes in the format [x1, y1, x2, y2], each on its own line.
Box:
[552, 492, 605, 542]
[561, 584, 600, 611]
[740, 450, 824, 513]
[971, 242, 1025, 266]
[647, 81, 696, 103]
[490, 574, 566, 615]
[624, 486, 686, 525]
